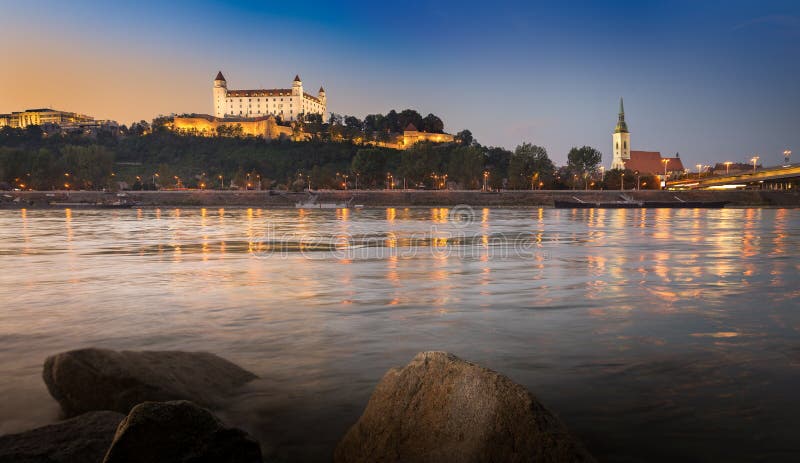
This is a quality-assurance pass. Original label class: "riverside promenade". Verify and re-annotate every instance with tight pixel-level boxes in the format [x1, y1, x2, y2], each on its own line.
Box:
[3, 189, 800, 208]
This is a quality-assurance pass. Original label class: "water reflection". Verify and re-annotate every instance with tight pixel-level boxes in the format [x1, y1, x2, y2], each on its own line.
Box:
[0, 208, 798, 462]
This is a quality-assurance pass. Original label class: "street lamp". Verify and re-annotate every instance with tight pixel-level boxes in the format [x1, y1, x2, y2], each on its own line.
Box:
[696, 164, 703, 178]
[784, 149, 791, 166]
[482, 171, 489, 191]
[620, 172, 625, 191]
[724, 161, 732, 175]
[751, 156, 759, 173]
[218, 174, 224, 190]
[153, 173, 159, 190]
[662, 158, 669, 178]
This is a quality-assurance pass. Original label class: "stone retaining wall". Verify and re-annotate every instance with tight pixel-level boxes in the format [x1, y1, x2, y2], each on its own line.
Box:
[3, 189, 799, 209]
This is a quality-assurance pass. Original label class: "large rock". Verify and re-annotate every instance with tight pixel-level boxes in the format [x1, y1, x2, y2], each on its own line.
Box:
[102, 400, 261, 463]
[0, 411, 124, 463]
[43, 348, 258, 417]
[335, 351, 595, 463]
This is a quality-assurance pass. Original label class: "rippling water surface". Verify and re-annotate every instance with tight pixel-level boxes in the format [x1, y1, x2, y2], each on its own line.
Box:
[1, 207, 799, 462]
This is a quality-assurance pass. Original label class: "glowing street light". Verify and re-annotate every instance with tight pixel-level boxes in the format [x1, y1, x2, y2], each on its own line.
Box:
[620, 172, 625, 191]
[751, 156, 759, 173]
[784, 149, 792, 165]
[696, 164, 703, 177]
[662, 158, 670, 178]
[724, 161, 733, 174]
[482, 171, 489, 191]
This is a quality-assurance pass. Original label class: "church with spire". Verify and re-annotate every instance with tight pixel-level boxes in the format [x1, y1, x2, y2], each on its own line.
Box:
[611, 98, 630, 170]
[212, 71, 326, 122]
[611, 98, 684, 179]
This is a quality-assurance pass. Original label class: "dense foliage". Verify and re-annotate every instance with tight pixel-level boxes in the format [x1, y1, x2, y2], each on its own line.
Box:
[0, 121, 612, 191]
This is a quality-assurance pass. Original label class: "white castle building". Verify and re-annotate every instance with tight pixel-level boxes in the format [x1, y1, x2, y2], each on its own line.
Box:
[212, 71, 326, 121]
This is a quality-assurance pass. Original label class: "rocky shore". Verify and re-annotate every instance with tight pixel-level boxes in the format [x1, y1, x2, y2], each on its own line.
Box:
[0, 349, 594, 462]
[2, 189, 799, 209]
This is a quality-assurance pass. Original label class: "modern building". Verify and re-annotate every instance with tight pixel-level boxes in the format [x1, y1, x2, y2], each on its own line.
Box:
[213, 72, 326, 121]
[610, 98, 684, 177]
[0, 108, 95, 129]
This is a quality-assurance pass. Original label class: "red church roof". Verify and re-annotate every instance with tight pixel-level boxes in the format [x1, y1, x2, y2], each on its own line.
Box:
[624, 151, 684, 175]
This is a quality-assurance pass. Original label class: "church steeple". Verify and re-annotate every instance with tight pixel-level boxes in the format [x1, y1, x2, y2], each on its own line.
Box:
[615, 97, 628, 133]
[611, 97, 631, 170]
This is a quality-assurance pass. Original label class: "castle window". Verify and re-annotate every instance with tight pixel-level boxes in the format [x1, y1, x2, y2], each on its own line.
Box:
[624, 141, 627, 149]
[616, 142, 619, 149]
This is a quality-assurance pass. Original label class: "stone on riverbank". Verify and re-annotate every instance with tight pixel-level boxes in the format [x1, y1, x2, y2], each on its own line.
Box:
[43, 348, 258, 417]
[102, 400, 261, 463]
[0, 411, 124, 463]
[335, 351, 595, 463]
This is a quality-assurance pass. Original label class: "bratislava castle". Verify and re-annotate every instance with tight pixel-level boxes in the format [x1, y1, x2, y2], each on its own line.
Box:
[212, 71, 326, 121]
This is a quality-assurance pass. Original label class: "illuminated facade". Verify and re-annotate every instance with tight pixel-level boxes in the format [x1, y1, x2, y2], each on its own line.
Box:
[0, 108, 94, 129]
[611, 98, 630, 170]
[170, 114, 298, 140]
[213, 72, 326, 121]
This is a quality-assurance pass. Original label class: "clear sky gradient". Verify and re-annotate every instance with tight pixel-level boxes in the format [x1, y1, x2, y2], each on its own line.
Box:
[1, 0, 798, 167]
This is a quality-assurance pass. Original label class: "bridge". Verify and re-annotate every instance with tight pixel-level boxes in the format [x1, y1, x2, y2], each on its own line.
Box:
[667, 164, 800, 190]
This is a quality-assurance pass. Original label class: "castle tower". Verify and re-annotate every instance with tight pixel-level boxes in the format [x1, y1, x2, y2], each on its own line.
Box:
[292, 74, 303, 97]
[611, 97, 630, 170]
[318, 86, 326, 105]
[213, 71, 227, 118]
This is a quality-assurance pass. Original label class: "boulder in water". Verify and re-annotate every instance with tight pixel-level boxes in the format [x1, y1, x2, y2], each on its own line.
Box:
[101, 400, 261, 463]
[335, 351, 595, 463]
[43, 348, 257, 417]
[0, 411, 124, 463]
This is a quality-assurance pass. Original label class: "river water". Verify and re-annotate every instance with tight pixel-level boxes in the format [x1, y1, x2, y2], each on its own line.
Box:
[0, 207, 798, 462]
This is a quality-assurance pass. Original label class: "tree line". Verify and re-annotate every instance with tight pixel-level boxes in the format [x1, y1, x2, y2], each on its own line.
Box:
[1, 121, 658, 191]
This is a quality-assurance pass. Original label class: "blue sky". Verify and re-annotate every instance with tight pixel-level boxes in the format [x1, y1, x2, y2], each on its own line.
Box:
[1, 0, 798, 167]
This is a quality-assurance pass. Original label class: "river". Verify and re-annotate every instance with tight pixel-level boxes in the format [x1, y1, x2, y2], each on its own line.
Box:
[1, 207, 798, 462]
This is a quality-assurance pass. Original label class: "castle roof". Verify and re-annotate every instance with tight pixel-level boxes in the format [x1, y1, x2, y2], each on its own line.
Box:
[405, 123, 418, 132]
[303, 92, 321, 103]
[319, 86, 325, 93]
[623, 151, 685, 175]
[215, 71, 226, 81]
[294, 75, 301, 82]
[227, 89, 293, 97]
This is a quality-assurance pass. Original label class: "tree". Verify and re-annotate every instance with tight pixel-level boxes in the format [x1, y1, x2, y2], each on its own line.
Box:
[455, 129, 474, 146]
[567, 146, 602, 176]
[507, 143, 555, 189]
[420, 114, 444, 133]
[351, 148, 387, 188]
[400, 142, 443, 187]
[447, 145, 485, 189]
[344, 116, 362, 130]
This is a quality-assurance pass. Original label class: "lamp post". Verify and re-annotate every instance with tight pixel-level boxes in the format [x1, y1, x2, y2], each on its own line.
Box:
[483, 171, 489, 191]
[784, 149, 791, 166]
[620, 172, 625, 191]
[751, 156, 759, 173]
[724, 161, 732, 175]
[153, 173, 159, 190]
[696, 164, 703, 178]
[218, 175, 223, 190]
[599, 166, 605, 190]
[634, 170, 640, 190]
